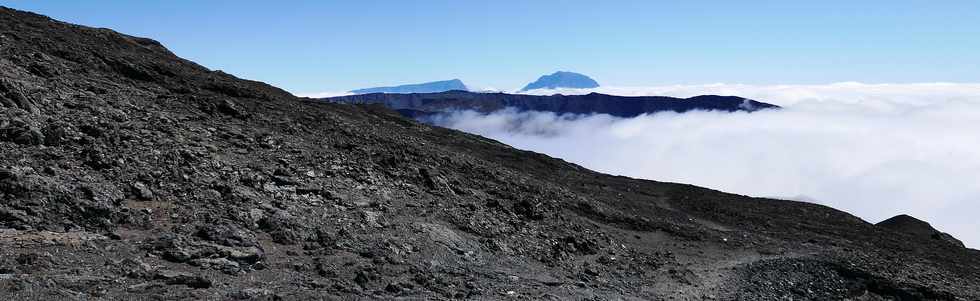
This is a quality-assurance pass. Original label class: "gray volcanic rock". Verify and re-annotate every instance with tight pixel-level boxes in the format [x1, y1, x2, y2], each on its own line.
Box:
[1, 6, 978, 300]
[351, 79, 467, 94]
[877, 214, 965, 247]
[520, 71, 599, 91]
[324, 90, 779, 119]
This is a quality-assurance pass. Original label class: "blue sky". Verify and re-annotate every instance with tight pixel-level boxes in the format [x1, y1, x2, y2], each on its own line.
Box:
[5, 0, 980, 92]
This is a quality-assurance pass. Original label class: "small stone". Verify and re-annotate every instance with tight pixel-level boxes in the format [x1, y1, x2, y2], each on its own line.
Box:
[10, 126, 44, 145]
[252, 261, 268, 270]
[362, 211, 382, 228]
[271, 175, 298, 186]
[295, 186, 323, 196]
[584, 267, 600, 276]
[597, 255, 616, 264]
[79, 124, 103, 138]
[385, 283, 402, 293]
[131, 182, 154, 200]
[126, 282, 160, 292]
[230, 288, 272, 300]
[41, 125, 68, 146]
[191, 257, 240, 274]
[120, 258, 152, 278]
[0, 168, 14, 180]
[154, 270, 212, 288]
[418, 168, 437, 190]
[217, 99, 246, 119]
[248, 208, 266, 225]
[195, 222, 258, 247]
[41, 166, 56, 175]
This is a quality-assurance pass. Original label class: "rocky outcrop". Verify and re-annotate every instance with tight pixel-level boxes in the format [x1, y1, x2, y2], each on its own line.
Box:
[0, 79, 38, 114]
[877, 214, 965, 248]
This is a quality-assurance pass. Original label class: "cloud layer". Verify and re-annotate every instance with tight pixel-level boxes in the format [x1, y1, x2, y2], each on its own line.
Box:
[292, 91, 353, 98]
[433, 83, 980, 248]
[519, 82, 980, 107]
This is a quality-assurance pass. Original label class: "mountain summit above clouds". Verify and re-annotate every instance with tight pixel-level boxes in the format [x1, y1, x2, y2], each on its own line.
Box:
[350, 79, 467, 94]
[519, 71, 600, 91]
[1, 6, 978, 300]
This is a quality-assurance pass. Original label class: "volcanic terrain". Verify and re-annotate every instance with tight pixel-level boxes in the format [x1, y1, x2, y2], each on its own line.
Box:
[0, 7, 977, 300]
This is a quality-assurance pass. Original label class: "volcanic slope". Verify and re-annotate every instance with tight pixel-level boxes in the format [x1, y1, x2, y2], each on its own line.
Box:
[0, 7, 977, 300]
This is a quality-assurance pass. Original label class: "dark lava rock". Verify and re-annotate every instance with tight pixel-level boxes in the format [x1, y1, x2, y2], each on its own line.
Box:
[40, 123, 68, 146]
[195, 222, 259, 248]
[130, 182, 154, 200]
[117, 258, 153, 279]
[154, 270, 212, 289]
[0, 79, 38, 114]
[217, 98, 247, 119]
[228, 288, 274, 300]
[0, 120, 43, 145]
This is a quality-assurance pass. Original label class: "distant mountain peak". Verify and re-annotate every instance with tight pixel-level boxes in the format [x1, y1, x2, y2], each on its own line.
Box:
[519, 71, 599, 91]
[351, 79, 467, 94]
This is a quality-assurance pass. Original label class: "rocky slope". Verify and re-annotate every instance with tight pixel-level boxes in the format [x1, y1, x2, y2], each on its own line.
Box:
[0, 6, 978, 300]
[324, 90, 778, 119]
[520, 71, 599, 91]
[351, 79, 468, 94]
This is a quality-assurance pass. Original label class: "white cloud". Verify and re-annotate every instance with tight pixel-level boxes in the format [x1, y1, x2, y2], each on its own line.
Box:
[434, 83, 980, 248]
[292, 91, 353, 98]
[519, 82, 980, 107]
[467, 86, 502, 93]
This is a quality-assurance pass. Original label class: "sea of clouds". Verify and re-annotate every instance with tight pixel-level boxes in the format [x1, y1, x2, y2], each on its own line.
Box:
[429, 83, 980, 248]
[293, 91, 353, 98]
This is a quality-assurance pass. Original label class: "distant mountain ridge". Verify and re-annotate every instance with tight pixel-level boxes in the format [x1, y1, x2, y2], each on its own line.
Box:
[351, 79, 467, 94]
[520, 71, 599, 91]
[345, 71, 598, 94]
[323, 90, 778, 119]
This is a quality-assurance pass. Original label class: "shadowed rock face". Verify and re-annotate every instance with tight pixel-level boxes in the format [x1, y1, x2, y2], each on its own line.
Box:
[323, 90, 779, 119]
[1, 6, 979, 300]
[350, 79, 467, 94]
[520, 71, 599, 91]
[877, 215, 965, 247]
